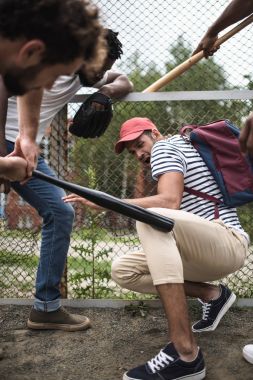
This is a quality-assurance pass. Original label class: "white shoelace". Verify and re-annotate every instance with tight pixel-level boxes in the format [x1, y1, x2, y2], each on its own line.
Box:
[148, 349, 174, 373]
[198, 299, 211, 320]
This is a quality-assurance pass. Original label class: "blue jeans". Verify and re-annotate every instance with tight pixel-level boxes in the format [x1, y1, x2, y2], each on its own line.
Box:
[7, 141, 75, 312]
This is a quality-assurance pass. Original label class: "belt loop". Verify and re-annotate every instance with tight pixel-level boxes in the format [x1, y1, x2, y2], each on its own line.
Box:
[214, 204, 220, 219]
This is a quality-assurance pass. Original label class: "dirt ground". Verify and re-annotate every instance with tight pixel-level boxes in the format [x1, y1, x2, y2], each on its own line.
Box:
[0, 303, 253, 380]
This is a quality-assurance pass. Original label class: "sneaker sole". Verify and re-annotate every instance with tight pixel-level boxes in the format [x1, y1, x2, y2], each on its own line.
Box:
[27, 317, 91, 332]
[192, 292, 236, 333]
[123, 368, 206, 380]
[242, 348, 253, 364]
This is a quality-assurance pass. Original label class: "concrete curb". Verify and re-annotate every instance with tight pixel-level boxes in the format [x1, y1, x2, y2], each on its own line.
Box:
[0, 298, 253, 308]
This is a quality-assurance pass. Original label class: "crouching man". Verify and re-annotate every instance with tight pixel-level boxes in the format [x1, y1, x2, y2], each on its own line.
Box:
[64, 117, 249, 380]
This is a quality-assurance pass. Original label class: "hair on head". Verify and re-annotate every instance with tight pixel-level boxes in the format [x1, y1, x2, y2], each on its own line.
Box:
[105, 29, 123, 60]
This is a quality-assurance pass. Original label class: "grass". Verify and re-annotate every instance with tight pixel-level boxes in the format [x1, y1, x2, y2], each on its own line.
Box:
[0, 227, 40, 241]
[72, 226, 140, 245]
[0, 249, 158, 300]
[0, 250, 39, 269]
[1, 238, 252, 299]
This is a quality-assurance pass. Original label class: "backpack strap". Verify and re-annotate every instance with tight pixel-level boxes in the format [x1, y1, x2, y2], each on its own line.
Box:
[184, 186, 221, 219]
[180, 125, 195, 134]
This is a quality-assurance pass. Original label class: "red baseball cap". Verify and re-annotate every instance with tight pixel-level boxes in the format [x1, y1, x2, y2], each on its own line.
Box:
[115, 117, 158, 154]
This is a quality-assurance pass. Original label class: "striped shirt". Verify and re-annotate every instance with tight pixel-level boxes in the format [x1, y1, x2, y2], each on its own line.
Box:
[151, 135, 249, 241]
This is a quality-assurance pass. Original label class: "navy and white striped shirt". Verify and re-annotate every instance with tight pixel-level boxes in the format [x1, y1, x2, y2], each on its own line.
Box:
[151, 135, 248, 240]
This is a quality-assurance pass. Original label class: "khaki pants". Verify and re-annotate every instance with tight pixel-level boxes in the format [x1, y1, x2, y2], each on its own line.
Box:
[111, 208, 248, 294]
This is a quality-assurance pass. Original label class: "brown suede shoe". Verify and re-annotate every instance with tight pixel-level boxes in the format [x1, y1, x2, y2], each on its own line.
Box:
[27, 307, 91, 332]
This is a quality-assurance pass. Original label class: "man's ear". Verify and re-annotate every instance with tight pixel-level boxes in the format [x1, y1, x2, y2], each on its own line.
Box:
[16, 40, 46, 68]
[151, 129, 160, 140]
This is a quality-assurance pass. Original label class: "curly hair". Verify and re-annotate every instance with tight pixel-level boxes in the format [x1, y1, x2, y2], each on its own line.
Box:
[0, 0, 106, 67]
[105, 29, 123, 60]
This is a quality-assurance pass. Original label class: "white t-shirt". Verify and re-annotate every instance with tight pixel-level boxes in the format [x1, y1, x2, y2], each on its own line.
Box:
[5, 73, 108, 144]
[151, 135, 249, 240]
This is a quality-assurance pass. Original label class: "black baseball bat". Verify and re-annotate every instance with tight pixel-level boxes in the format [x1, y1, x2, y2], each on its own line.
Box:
[32, 170, 174, 232]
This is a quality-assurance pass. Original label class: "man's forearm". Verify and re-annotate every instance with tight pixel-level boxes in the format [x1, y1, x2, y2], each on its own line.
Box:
[208, 0, 253, 36]
[15, 88, 43, 176]
[99, 75, 133, 99]
[0, 75, 8, 153]
[124, 194, 180, 210]
[0, 156, 28, 181]
[17, 88, 43, 141]
[124, 172, 183, 210]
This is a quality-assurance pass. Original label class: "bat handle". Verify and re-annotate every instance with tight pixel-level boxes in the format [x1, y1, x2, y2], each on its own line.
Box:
[143, 13, 253, 93]
[143, 51, 204, 93]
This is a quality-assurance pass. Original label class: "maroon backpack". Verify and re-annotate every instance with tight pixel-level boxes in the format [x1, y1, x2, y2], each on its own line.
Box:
[180, 119, 253, 217]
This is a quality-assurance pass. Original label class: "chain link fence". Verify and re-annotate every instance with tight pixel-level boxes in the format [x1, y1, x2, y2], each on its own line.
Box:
[1, 0, 253, 300]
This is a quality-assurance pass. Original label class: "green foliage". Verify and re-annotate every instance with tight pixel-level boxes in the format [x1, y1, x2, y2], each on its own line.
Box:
[68, 166, 114, 298]
[0, 250, 38, 297]
[165, 37, 228, 91]
[0, 250, 38, 268]
[238, 204, 253, 242]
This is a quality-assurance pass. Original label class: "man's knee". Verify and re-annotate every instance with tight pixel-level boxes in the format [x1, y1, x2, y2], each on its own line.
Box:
[57, 202, 75, 232]
[111, 258, 123, 285]
[42, 200, 75, 230]
[111, 258, 134, 288]
[60, 201, 75, 222]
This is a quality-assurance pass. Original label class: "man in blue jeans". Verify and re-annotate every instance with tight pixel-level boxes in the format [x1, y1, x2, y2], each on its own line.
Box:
[4, 30, 133, 331]
[0, 0, 106, 181]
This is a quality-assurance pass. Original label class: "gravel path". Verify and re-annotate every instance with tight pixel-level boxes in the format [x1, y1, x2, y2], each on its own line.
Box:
[0, 303, 253, 380]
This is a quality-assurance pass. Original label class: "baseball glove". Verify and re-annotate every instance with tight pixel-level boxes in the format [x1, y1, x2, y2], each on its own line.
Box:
[69, 92, 113, 138]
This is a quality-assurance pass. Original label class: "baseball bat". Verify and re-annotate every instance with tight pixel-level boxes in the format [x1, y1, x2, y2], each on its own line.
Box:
[143, 13, 253, 93]
[32, 170, 174, 232]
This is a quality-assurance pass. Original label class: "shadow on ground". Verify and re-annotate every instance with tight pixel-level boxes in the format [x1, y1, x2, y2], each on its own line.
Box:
[0, 304, 252, 380]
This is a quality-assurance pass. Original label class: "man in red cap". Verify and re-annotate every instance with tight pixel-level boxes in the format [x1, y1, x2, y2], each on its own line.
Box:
[114, 117, 159, 154]
[64, 117, 249, 380]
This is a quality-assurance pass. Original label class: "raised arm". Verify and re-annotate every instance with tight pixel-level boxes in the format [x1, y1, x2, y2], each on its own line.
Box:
[192, 0, 253, 57]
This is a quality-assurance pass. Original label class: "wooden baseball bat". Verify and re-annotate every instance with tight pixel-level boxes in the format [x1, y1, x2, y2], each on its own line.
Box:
[143, 13, 253, 93]
[33, 170, 174, 232]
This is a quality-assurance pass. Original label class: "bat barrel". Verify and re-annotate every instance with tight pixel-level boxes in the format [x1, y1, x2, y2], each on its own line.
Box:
[33, 170, 174, 232]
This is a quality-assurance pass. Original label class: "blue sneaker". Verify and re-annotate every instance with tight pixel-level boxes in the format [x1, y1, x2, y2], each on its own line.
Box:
[192, 284, 236, 332]
[123, 342, 206, 380]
